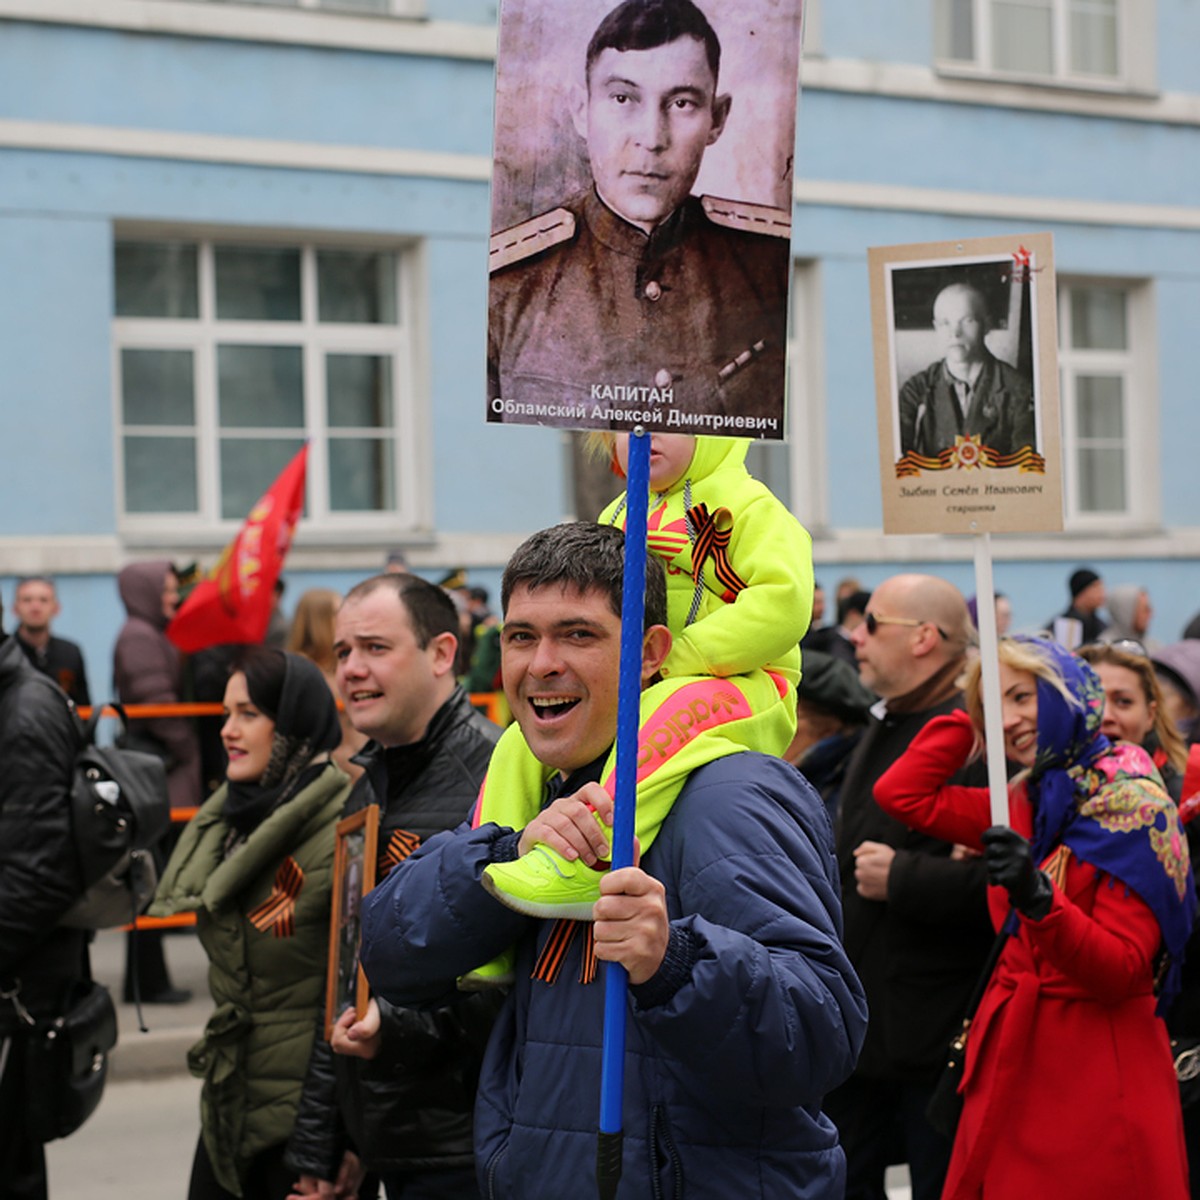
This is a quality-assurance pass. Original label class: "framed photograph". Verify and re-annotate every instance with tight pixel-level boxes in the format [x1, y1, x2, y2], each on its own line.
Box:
[868, 233, 1064, 535]
[324, 804, 380, 1041]
[486, 0, 805, 438]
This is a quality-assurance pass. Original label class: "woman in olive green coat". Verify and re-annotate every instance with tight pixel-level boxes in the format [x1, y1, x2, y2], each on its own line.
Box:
[152, 648, 352, 1200]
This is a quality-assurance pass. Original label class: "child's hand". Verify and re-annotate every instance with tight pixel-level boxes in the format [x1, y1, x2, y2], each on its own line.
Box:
[518, 781, 614, 864]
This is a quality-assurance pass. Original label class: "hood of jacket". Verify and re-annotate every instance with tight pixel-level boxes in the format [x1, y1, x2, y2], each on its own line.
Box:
[1103, 584, 1143, 640]
[118, 560, 173, 630]
[657, 435, 746, 497]
[1153, 641, 1200, 706]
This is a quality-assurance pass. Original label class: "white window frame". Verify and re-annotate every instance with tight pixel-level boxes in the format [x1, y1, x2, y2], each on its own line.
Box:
[195, 0, 421, 15]
[933, 0, 1156, 93]
[801, 0, 822, 58]
[1057, 276, 1158, 532]
[113, 232, 425, 542]
[786, 259, 827, 533]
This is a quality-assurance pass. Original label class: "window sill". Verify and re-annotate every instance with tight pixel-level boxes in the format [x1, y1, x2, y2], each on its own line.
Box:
[933, 60, 1159, 103]
[119, 518, 427, 552]
[0, 0, 500, 60]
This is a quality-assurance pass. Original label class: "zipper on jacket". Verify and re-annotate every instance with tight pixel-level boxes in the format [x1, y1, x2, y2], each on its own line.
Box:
[649, 1103, 683, 1200]
[485, 1145, 508, 1200]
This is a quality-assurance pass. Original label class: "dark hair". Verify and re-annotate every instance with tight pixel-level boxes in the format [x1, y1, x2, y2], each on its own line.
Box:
[234, 645, 288, 722]
[15, 575, 56, 594]
[501, 522, 667, 630]
[586, 0, 721, 85]
[837, 590, 872, 625]
[342, 573, 460, 647]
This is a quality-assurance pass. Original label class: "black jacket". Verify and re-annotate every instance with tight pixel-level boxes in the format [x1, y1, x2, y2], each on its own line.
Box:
[835, 691, 993, 1081]
[15, 632, 90, 707]
[285, 687, 502, 1178]
[0, 635, 88, 1031]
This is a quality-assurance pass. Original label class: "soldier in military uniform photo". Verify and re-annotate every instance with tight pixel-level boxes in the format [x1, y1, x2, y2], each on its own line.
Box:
[487, 0, 798, 434]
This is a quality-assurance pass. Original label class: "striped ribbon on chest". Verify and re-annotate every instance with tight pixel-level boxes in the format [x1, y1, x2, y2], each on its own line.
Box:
[685, 502, 748, 603]
[532, 919, 597, 986]
[378, 828, 421, 879]
[247, 856, 304, 938]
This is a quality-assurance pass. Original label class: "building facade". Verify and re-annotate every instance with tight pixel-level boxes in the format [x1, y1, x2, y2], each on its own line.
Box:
[2, 0, 1198, 684]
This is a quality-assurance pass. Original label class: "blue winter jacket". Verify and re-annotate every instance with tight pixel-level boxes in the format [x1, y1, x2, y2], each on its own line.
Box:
[360, 753, 867, 1200]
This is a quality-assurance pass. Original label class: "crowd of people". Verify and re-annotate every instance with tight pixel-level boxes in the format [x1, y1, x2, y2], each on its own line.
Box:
[3, 444, 1200, 1200]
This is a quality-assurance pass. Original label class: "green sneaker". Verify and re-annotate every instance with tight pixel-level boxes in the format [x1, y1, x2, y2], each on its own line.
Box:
[481, 845, 607, 920]
[458, 949, 515, 991]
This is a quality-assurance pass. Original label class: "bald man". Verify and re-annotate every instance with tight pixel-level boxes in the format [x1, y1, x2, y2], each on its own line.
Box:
[823, 575, 994, 1200]
[898, 282, 1036, 460]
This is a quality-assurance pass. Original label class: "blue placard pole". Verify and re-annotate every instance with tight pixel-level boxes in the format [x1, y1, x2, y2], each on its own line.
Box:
[596, 425, 650, 1199]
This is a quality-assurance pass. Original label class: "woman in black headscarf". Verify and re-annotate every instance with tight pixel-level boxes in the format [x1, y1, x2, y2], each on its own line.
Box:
[151, 647, 354, 1200]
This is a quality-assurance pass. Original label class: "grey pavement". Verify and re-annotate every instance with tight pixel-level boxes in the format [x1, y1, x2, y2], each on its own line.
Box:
[91, 926, 210, 1080]
[47, 1073, 202, 1200]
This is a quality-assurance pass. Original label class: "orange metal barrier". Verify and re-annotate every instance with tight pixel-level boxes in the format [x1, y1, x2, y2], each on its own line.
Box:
[79, 693, 508, 724]
[91, 695, 508, 929]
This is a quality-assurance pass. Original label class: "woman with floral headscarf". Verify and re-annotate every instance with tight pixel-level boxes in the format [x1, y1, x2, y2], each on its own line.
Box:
[874, 635, 1194, 1199]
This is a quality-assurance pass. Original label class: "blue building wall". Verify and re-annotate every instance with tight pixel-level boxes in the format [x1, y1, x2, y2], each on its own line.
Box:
[2, 2, 1199, 689]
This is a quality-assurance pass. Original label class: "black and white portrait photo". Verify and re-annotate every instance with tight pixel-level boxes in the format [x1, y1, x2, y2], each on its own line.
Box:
[868, 234, 1064, 537]
[487, 0, 805, 437]
[889, 257, 1039, 470]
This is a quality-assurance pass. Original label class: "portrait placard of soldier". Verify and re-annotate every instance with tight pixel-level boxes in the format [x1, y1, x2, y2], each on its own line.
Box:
[868, 234, 1064, 536]
[487, 0, 805, 438]
[324, 804, 378, 1038]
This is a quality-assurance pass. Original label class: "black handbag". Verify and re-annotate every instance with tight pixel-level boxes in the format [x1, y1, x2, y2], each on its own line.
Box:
[1172, 1037, 1200, 1110]
[23, 978, 118, 1144]
[926, 914, 1014, 1141]
[60, 703, 171, 930]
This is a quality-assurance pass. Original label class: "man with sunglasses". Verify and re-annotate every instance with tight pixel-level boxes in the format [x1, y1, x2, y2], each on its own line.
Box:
[823, 574, 995, 1200]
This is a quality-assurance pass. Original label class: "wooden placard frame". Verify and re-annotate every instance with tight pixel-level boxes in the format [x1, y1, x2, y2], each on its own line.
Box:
[868, 232, 1063, 535]
[324, 804, 380, 1041]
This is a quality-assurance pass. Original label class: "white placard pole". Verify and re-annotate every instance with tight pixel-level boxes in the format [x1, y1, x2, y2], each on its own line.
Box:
[973, 533, 1010, 827]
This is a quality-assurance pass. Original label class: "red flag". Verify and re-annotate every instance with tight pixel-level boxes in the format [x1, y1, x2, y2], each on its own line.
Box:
[167, 445, 308, 653]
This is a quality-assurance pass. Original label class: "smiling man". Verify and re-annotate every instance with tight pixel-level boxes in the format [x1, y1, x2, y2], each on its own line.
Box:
[898, 281, 1037, 460]
[359, 523, 866, 1200]
[285, 573, 502, 1200]
[488, 0, 791, 427]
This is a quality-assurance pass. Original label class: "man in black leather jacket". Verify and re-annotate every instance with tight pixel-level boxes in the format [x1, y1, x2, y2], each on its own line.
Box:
[0, 601, 88, 1199]
[285, 574, 501, 1199]
[824, 574, 993, 1200]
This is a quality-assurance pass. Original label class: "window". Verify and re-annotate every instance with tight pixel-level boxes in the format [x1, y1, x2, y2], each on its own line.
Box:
[1057, 280, 1155, 528]
[114, 236, 421, 535]
[934, 0, 1137, 85]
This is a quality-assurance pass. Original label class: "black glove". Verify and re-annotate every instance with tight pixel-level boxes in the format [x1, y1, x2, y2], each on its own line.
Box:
[981, 825, 1054, 920]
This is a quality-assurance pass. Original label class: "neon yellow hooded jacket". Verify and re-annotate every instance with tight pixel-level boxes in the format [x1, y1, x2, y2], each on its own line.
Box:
[599, 436, 813, 687]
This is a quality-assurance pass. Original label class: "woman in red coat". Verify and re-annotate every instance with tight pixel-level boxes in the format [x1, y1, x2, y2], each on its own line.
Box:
[875, 635, 1193, 1199]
